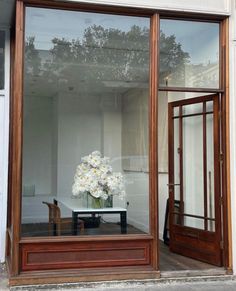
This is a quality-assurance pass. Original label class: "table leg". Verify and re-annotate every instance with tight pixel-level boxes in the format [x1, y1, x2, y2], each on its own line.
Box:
[72, 212, 78, 235]
[120, 211, 127, 234]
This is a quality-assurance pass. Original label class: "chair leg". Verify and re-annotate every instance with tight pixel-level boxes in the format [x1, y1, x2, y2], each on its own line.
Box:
[57, 221, 61, 236]
[48, 222, 52, 236]
[79, 220, 85, 234]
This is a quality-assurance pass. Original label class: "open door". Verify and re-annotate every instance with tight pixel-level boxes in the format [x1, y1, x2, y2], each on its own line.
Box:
[168, 94, 222, 266]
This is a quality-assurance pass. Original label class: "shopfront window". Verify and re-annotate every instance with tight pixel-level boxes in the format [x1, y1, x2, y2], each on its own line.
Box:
[21, 7, 150, 237]
[0, 31, 4, 89]
[159, 19, 219, 88]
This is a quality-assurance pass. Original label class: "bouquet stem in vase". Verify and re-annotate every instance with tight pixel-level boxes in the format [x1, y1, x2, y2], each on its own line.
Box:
[91, 197, 103, 209]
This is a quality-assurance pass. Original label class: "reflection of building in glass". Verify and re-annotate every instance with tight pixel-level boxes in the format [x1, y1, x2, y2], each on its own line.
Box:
[186, 62, 219, 88]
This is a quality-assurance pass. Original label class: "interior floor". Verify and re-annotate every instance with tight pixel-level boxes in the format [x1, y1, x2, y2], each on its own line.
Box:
[159, 240, 224, 275]
[21, 221, 145, 237]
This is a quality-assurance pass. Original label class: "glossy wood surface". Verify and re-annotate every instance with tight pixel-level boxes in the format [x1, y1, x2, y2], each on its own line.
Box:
[9, 0, 24, 276]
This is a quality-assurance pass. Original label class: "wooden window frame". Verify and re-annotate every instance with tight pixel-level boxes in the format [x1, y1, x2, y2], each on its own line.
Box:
[7, 0, 231, 286]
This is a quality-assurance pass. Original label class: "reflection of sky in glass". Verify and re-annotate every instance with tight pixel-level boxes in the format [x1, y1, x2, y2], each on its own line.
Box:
[25, 7, 150, 50]
[160, 19, 219, 65]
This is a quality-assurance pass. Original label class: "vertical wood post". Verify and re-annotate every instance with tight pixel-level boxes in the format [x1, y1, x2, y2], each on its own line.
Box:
[10, 0, 24, 276]
[149, 13, 159, 270]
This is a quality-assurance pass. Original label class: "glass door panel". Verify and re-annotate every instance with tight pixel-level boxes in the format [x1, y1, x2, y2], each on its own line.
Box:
[182, 115, 204, 229]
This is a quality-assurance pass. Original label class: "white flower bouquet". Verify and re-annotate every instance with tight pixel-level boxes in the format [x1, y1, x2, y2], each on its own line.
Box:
[72, 151, 125, 207]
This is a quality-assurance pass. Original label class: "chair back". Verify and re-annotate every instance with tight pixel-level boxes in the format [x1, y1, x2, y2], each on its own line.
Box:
[42, 201, 61, 223]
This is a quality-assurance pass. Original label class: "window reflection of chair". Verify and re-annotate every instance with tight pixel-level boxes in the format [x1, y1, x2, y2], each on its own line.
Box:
[42, 201, 84, 235]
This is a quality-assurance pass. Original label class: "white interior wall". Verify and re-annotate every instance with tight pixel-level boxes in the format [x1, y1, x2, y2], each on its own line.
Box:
[22, 95, 54, 223]
[125, 172, 149, 233]
[22, 96, 53, 196]
[56, 92, 103, 197]
[158, 174, 168, 239]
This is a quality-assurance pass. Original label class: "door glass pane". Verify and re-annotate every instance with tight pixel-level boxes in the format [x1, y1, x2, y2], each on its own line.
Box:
[182, 115, 204, 229]
[183, 216, 204, 229]
[207, 113, 215, 231]
[21, 7, 150, 237]
[182, 103, 202, 115]
[174, 107, 179, 117]
[174, 118, 180, 200]
[206, 101, 213, 112]
[167, 91, 213, 103]
[160, 19, 219, 88]
[0, 31, 4, 90]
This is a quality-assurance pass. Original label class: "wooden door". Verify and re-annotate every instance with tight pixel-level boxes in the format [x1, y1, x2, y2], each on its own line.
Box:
[168, 94, 222, 266]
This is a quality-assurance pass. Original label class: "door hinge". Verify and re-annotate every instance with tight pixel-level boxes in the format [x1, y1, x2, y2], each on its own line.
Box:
[219, 152, 224, 163]
[220, 240, 224, 250]
[220, 196, 224, 205]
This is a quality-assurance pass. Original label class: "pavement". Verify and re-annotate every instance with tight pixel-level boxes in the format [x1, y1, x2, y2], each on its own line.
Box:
[2, 263, 236, 291]
[0, 263, 8, 291]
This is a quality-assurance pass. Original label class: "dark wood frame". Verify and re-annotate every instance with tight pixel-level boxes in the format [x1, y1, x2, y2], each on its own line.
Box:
[6, 0, 231, 286]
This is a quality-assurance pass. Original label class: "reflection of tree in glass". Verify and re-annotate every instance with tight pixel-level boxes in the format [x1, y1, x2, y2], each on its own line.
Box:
[44, 25, 150, 86]
[25, 36, 41, 76]
[24, 25, 190, 89]
[159, 31, 190, 86]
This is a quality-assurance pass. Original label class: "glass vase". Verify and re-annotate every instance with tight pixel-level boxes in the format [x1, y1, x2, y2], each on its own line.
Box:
[91, 197, 102, 208]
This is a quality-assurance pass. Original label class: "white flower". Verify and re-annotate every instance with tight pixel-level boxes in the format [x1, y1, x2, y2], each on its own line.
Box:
[72, 151, 125, 200]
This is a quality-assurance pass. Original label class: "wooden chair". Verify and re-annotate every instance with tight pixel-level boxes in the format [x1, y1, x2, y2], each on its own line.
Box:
[42, 201, 84, 236]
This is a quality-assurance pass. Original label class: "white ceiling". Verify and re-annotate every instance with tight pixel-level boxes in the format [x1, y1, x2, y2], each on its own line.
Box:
[0, 0, 15, 28]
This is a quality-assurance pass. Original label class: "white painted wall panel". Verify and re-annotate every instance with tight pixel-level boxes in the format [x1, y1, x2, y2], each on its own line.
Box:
[68, 0, 231, 15]
[0, 31, 9, 263]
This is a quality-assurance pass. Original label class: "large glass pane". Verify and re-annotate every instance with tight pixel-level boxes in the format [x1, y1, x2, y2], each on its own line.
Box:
[21, 7, 150, 237]
[160, 20, 219, 88]
[0, 31, 4, 90]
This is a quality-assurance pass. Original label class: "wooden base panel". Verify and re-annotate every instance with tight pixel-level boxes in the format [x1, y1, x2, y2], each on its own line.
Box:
[20, 237, 153, 271]
[9, 266, 160, 286]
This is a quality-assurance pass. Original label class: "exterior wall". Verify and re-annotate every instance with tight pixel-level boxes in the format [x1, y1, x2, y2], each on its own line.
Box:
[0, 29, 10, 263]
[0, 0, 235, 270]
[69, 0, 231, 15]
